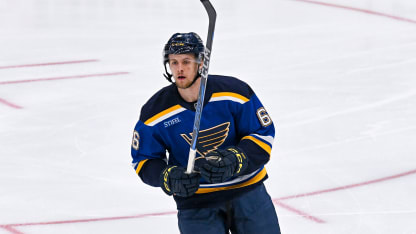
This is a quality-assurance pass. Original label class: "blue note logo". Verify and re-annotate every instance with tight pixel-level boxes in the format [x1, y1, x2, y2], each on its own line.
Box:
[181, 122, 230, 156]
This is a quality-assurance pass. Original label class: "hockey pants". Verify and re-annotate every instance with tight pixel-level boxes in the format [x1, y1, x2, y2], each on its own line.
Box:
[177, 183, 281, 234]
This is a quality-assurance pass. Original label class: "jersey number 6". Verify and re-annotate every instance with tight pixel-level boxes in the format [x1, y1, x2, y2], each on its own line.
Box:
[132, 130, 139, 150]
[256, 107, 272, 127]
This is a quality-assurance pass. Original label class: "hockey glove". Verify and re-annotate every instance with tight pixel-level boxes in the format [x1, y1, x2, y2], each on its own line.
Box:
[160, 166, 200, 197]
[196, 146, 248, 184]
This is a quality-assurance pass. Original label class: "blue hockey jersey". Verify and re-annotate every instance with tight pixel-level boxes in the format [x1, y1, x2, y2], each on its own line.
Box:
[131, 75, 275, 209]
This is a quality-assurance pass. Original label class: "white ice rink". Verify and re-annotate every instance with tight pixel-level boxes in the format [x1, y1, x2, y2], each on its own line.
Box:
[1, 0, 416, 233]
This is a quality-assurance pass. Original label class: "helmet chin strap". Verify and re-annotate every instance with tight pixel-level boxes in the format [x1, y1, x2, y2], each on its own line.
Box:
[183, 73, 201, 89]
[163, 62, 174, 83]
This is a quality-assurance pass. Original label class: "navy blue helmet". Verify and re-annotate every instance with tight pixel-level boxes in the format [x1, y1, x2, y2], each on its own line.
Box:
[163, 32, 205, 83]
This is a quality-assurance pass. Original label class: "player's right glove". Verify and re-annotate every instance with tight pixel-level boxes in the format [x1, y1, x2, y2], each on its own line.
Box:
[195, 146, 248, 184]
[159, 165, 200, 197]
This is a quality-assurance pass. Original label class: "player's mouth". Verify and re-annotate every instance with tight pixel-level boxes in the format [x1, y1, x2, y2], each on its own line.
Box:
[178, 75, 186, 80]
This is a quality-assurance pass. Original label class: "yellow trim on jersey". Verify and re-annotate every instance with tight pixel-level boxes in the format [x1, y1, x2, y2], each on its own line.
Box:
[241, 136, 272, 155]
[195, 167, 267, 194]
[211, 92, 249, 103]
[144, 105, 183, 126]
[135, 159, 149, 175]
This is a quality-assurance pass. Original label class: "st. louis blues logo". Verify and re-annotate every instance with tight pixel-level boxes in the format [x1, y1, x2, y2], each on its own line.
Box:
[181, 122, 230, 156]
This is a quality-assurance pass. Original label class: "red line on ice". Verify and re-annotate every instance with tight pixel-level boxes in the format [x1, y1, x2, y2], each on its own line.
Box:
[0, 59, 99, 70]
[0, 98, 22, 109]
[269, 168, 416, 223]
[0, 72, 130, 85]
[1, 211, 177, 233]
[274, 200, 325, 223]
[1, 168, 415, 231]
[293, 0, 416, 24]
[275, 168, 416, 201]
[0, 225, 24, 234]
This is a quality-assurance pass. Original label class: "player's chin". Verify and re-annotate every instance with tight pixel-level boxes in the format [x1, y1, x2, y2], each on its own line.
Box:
[175, 81, 191, 89]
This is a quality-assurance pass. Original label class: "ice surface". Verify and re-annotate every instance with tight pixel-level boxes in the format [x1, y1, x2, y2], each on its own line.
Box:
[1, 0, 416, 233]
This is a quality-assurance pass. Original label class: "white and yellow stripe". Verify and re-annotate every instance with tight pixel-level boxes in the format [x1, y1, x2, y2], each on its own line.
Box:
[144, 105, 186, 126]
[196, 167, 267, 194]
[209, 92, 249, 104]
[241, 135, 273, 155]
[250, 134, 274, 146]
[133, 159, 149, 175]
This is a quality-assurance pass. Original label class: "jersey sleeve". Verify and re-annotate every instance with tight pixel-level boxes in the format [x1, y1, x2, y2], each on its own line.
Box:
[131, 120, 167, 187]
[235, 92, 275, 174]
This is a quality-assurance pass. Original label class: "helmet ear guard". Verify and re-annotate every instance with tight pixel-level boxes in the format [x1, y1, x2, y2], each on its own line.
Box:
[163, 32, 204, 84]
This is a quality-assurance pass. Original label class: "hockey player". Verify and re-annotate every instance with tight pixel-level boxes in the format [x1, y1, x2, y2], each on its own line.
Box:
[131, 32, 281, 234]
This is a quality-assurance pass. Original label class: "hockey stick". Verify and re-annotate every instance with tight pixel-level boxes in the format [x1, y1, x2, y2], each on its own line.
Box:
[186, 0, 217, 174]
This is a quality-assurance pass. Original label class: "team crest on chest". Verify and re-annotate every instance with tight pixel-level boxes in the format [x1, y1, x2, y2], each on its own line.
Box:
[181, 122, 230, 156]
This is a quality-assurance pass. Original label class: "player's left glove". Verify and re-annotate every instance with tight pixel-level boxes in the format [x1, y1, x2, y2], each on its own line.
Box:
[195, 146, 248, 184]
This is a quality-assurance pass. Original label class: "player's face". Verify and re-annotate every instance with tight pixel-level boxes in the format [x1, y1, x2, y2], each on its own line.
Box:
[168, 54, 200, 89]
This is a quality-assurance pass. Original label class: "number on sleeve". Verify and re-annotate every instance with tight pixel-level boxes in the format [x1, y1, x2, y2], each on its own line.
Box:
[132, 130, 140, 150]
[256, 107, 272, 127]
